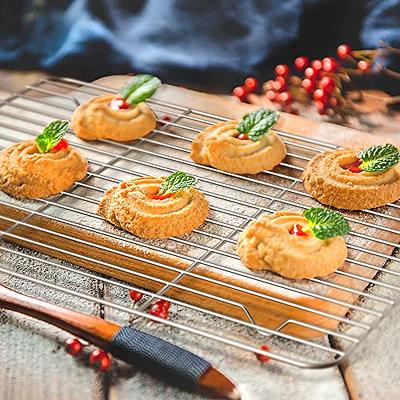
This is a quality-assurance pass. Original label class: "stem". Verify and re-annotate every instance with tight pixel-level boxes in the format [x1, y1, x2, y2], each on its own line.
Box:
[385, 95, 400, 105]
[382, 67, 400, 80]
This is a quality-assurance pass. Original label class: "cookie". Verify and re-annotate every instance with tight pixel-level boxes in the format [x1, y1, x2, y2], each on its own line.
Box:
[0, 139, 87, 199]
[98, 176, 209, 239]
[191, 120, 286, 174]
[303, 147, 400, 210]
[237, 211, 347, 279]
[71, 94, 156, 141]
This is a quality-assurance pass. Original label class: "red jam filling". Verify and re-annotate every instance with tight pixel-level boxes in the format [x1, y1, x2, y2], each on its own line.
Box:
[150, 193, 174, 200]
[289, 223, 308, 236]
[110, 97, 131, 110]
[341, 159, 363, 173]
[51, 138, 69, 152]
[236, 133, 249, 140]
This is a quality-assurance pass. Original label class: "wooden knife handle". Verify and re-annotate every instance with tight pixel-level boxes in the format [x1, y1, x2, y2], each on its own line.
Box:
[0, 283, 120, 347]
[0, 283, 240, 399]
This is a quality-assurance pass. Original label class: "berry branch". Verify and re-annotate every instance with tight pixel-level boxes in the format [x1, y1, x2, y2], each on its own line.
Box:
[232, 43, 400, 121]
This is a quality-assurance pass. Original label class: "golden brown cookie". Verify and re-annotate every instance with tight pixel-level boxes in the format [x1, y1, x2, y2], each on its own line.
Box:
[71, 94, 156, 141]
[237, 211, 347, 279]
[98, 176, 209, 239]
[191, 120, 286, 174]
[303, 147, 400, 210]
[0, 139, 88, 199]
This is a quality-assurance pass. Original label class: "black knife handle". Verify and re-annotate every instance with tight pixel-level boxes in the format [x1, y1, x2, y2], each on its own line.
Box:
[108, 326, 211, 390]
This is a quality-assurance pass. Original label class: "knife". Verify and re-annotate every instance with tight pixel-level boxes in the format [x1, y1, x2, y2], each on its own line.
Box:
[0, 283, 240, 400]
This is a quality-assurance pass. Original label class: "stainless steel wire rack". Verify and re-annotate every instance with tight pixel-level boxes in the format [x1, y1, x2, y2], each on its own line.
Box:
[0, 77, 399, 369]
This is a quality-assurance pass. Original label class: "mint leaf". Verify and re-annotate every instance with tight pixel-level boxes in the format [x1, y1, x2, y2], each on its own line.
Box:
[237, 108, 279, 141]
[159, 171, 198, 195]
[119, 74, 154, 99]
[303, 208, 350, 240]
[358, 143, 400, 173]
[126, 76, 161, 105]
[35, 120, 69, 154]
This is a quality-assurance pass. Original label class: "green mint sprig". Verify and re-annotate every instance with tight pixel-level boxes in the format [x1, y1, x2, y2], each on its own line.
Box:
[303, 208, 350, 240]
[35, 120, 69, 154]
[358, 143, 400, 173]
[118, 74, 161, 105]
[159, 171, 198, 195]
[237, 108, 279, 141]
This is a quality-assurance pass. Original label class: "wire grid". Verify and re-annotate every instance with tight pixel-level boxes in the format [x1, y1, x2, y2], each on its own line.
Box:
[0, 77, 399, 369]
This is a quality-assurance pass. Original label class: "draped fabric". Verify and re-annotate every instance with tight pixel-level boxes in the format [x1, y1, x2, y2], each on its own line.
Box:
[0, 0, 399, 92]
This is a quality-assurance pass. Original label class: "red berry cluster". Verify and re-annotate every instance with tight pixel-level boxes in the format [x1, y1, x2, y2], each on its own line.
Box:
[232, 77, 259, 102]
[129, 289, 171, 321]
[232, 43, 394, 120]
[65, 338, 111, 371]
[263, 64, 297, 113]
[149, 298, 171, 320]
[261, 44, 374, 115]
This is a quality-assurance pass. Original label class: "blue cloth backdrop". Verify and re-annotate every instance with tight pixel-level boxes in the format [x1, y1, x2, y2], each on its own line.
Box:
[0, 0, 399, 92]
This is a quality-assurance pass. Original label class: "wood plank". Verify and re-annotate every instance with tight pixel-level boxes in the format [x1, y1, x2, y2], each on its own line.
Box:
[1, 201, 397, 342]
[0, 75, 398, 342]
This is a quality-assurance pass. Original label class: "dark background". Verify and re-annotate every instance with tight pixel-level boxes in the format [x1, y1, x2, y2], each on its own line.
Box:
[0, 0, 399, 92]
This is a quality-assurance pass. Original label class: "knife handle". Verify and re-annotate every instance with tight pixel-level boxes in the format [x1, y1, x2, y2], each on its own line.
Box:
[108, 326, 210, 390]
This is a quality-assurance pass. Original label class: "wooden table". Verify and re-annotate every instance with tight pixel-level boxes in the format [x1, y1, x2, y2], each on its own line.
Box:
[0, 76, 399, 400]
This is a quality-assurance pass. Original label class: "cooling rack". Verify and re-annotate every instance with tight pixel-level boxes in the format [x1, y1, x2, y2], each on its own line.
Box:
[0, 77, 399, 369]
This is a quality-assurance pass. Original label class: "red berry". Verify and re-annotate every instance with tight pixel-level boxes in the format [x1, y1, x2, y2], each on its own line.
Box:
[319, 76, 335, 93]
[110, 97, 130, 110]
[313, 89, 328, 103]
[304, 67, 317, 80]
[265, 90, 277, 102]
[273, 76, 287, 92]
[256, 345, 271, 363]
[232, 86, 247, 100]
[154, 299, 171, 311]
[149, 303, 161, 314]
[342, 159, 363, 173]
[294, 56, 309, 71]
[322, 57, 339, 72]
[315, 100, 328, 115]
[357, 60, 371, 72]
[289, 224, 308, 236]
[329, 96, 338, 107]
[264, 80, 275, 91]
[301, 78, 315, 93]
[65, 337, 83, 356]
[129, 289, 143, 302]
[157, 310, 168, 320]
[275, 64, 290, 77]
[89, 349, 111, 371]
[158, 114, 171, 126]
[149, 302, 169, 321]
[51, 138, 69, 153]
[244, 77, 259, 91]
[337, 44, 352, 59]
[311, 59, 323, 71]
[277, 91, 293, 105]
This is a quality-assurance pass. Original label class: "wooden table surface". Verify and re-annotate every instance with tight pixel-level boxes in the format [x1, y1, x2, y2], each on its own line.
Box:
[1, 75, 400, 400]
